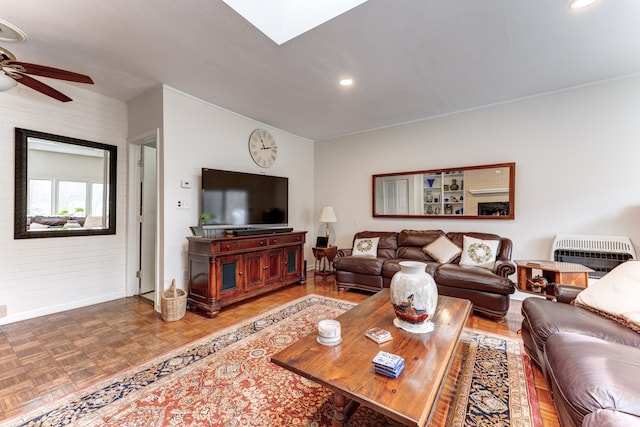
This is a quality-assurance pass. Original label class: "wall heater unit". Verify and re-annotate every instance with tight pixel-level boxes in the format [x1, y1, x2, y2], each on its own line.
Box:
[551, 234, 636, 279]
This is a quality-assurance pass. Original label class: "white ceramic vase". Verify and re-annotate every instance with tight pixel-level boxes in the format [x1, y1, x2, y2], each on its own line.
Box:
[390, 261, 438, 333]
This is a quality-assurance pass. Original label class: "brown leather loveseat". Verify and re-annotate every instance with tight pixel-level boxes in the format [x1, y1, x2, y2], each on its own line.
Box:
[333, 229, 516, 318]
[521, 285, 640, 427]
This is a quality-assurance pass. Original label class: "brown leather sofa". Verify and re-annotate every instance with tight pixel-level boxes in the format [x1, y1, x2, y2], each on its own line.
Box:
[521, 286, 640, 427]
[333, 230, 516, 318]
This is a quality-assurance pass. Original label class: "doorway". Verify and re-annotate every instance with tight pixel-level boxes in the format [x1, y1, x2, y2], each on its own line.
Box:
[127, 131, 159, 307]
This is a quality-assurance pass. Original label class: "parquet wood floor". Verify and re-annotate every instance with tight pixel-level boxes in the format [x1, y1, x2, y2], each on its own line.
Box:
[0, 273, 559, 426]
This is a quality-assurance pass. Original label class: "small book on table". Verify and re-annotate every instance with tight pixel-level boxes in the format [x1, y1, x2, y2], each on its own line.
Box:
[365, 327, 393, 344]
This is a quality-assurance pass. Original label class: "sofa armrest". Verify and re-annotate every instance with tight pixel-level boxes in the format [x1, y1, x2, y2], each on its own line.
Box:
[336, 248, 352, 257]
[555, 284, 584, 304]
[495, 260, 516, 278]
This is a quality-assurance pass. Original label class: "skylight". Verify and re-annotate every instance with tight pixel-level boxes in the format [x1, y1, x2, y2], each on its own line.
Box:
[222, 0, 368, 45]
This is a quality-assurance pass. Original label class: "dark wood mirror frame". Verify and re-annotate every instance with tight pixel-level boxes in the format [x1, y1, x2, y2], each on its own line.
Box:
[14, 128, 117, 239]
[372, 162, 515, 220]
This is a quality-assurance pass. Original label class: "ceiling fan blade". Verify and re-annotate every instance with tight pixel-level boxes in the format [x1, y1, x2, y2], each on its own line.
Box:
[8, 61, 93, 84]
[14, 73, 72, 102]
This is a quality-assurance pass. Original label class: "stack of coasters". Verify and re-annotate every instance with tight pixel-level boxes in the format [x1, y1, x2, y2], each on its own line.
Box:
[372, 351, 405, 378]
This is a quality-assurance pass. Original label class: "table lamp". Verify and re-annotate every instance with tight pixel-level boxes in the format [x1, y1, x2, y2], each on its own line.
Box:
[318, 206, 337, 243]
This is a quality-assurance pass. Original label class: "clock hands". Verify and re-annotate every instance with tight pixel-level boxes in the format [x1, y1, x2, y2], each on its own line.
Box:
[258, 137, 275, 150]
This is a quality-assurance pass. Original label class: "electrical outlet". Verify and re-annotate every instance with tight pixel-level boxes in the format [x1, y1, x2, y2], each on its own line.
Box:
[177, 200, 190, 209]
[0, 305, 7, 318]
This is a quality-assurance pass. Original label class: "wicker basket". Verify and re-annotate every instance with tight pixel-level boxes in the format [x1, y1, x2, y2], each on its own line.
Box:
[161, 279, 187, 322]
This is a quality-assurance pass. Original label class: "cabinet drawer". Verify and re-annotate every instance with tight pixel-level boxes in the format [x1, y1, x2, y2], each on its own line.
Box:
[269, 235, 303, 246]
[218, 238, 268, 253]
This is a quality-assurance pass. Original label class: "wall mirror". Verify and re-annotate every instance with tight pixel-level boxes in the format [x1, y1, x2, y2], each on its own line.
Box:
[14, 128, 117, 239]
[373, 162, 515, 220]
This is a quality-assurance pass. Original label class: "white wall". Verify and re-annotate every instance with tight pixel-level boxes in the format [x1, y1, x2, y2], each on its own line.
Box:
[0, 82, 128, 325]
[160, 87, 315, 292]
[315, 76, 640, 261]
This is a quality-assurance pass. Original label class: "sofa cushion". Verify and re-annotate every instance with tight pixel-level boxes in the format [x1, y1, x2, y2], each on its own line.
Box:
[28, 222, 49, 230]
[397, 229, 445, 247]
[544, 333, 640, 426]
[583, 409, 640, 427]
[396, 230, 445, 262]
[352, 237, 379, 257]
[460, 235, 499, 269]
[435, 264, 514, 295]
[423, 235, 461, 264]
[333, 256, 385, 276]
[521, 297, 640, 356]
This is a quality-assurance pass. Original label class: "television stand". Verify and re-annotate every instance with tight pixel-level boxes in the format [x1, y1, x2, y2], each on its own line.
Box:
[186, 231, 306, 317]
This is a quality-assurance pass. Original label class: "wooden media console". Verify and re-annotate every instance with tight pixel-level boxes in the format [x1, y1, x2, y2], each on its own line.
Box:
[186, 231, 307, 317]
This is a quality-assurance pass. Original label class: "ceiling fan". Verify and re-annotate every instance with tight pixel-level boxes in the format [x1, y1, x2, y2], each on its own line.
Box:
[0, 45, 93, 102]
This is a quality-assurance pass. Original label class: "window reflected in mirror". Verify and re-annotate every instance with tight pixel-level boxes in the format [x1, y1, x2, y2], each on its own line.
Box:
[14, 128, 117, 239]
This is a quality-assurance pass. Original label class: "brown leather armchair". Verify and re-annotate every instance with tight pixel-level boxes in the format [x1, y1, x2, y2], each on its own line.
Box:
[521, 288, 640, 427]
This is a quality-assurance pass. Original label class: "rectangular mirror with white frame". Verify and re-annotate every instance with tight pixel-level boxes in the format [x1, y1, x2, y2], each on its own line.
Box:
[373, 162, 515, 220]
[14, 128, 117, 239]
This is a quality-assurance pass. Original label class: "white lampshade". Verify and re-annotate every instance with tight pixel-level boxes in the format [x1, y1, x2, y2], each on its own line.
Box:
[318, 206, 337, 223]
[0, 72, 17, 91]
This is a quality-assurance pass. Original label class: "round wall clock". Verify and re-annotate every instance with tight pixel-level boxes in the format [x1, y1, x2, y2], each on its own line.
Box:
[248, 129, 278, 168]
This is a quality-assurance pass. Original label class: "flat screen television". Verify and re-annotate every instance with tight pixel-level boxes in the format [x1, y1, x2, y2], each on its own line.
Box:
[201, 168, 288, 228]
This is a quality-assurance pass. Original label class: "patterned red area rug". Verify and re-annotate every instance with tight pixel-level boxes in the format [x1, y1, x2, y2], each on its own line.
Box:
[4, 295, 541, 427]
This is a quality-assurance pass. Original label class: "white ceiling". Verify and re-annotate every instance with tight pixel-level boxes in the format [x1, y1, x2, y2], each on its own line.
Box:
[2, 0, 640, 141]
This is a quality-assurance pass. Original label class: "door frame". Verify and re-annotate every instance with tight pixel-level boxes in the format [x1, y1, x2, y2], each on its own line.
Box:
[126, 129, 162, 309]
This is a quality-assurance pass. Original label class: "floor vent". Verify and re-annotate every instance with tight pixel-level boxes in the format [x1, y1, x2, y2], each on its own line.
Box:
[551, 234, 636, 279]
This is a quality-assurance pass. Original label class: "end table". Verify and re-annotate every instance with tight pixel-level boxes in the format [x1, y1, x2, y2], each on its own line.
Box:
[312, 246, 338, 278]
[515, 260, 593, 299]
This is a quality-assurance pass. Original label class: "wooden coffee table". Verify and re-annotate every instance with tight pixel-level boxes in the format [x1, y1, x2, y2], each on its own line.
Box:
[270, 289, 472, 426]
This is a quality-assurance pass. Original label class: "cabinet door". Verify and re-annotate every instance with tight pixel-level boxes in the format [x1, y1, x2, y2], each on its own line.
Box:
[283, 246, 302, 281]
[216, 255, 244, 300]
[265, 249, 283, 285]
[244, 252, 265, 291]
[188, 252, 214, 304]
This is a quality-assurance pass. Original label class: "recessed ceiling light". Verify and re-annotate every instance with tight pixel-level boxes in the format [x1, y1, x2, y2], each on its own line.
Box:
[569, 0, 599, 10]
[339, 78, 353, 86]
[0, 19, 27, 42]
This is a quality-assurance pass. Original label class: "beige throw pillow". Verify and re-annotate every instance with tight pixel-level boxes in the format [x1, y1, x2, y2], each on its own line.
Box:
[460, 235, 499, 269]
[423, 235, 461, 264]
[352, 237, 379, 257]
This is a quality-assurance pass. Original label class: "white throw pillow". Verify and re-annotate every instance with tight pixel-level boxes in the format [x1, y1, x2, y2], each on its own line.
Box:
[83, 216, 103, 228]
[352, 237, 379, 257]
[460, 235, 499, 269]
[423, 235, 461, 264]
[574, 260, 640, 332]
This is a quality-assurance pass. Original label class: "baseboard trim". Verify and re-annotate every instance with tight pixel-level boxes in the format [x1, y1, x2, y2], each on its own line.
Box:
[0, 291, 126, 326]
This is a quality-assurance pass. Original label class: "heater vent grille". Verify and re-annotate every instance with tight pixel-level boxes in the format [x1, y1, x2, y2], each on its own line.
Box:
[551, 234, 636, 279]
